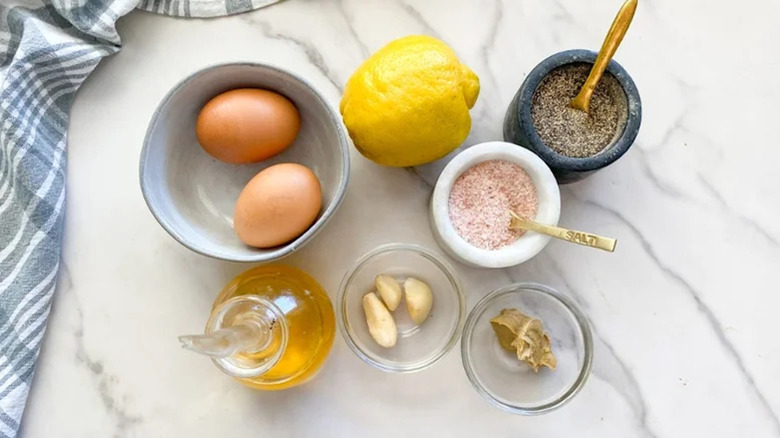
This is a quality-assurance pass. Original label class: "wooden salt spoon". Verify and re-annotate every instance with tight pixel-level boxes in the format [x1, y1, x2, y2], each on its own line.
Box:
[509, 211, 617, 252]
[569, 0, 638, 113]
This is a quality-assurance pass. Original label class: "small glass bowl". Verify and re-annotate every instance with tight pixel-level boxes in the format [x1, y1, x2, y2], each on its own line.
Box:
[339, 243, 466, 373]
[461, 283, 593, 414]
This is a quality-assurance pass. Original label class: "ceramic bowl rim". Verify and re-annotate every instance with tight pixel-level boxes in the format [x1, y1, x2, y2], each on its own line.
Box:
[337, 243, 466, 373]
[509, 49, 642, 172]
[139, 61, 350, 263]
[430, 141, 561, 268]
[461, 282, 594, 415]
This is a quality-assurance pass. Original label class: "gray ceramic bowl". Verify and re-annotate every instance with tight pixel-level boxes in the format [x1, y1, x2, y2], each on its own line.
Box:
[140, 63, 350, 262]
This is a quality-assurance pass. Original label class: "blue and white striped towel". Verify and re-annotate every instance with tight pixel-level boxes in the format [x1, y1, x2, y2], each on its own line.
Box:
[0, 0, 278, 436]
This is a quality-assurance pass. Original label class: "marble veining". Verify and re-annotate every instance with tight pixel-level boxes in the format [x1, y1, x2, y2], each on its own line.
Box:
[17, 0, 780, 436]
[62, 263, 143, 435]
[580, 195, 780, 431]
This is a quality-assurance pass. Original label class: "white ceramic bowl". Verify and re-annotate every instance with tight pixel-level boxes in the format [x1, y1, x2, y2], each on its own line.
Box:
[140, 63, 349, 263]
[429, 141, 560, 268]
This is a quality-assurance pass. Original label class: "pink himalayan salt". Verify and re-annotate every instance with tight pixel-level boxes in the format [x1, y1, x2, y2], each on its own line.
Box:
[448, 160, 538, 250]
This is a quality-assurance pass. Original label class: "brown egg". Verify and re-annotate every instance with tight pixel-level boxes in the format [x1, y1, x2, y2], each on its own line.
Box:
[234, 163, 322, 248]
[196, 89, 300, 164]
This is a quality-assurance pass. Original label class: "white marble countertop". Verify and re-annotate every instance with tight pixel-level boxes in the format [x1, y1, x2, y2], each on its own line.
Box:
[19, 0, 780, 436]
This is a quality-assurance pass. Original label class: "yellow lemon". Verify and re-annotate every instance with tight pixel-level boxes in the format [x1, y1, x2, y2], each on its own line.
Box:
[339, 35, 480, 167]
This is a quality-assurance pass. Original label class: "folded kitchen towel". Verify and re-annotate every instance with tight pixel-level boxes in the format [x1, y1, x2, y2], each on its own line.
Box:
[0, 0, 278, 436]
[137, 0, 280, 17]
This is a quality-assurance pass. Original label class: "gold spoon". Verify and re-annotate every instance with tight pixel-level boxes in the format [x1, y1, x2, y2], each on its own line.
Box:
[569, 0, 638, 113]
[509, 211, 617, 252]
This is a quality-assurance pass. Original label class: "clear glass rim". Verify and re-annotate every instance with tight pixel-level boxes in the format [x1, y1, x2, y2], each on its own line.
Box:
[461, 282, 594, 415]
[207, 295, 289, 379]
[338, 243, 466, 373]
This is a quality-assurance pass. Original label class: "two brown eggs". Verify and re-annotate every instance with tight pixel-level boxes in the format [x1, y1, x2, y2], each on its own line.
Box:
[196, 89, 321, 248]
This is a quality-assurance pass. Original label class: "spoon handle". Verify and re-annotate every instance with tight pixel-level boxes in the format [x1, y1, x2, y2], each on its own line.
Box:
[509, 212, 617, 252]
[570, 0, 638, 113]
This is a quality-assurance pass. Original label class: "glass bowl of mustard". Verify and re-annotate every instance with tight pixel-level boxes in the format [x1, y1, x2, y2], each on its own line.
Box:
[461, 282, 593, 414]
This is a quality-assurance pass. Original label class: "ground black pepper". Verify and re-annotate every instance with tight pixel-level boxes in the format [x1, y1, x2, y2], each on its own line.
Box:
[531, 63, 628, 158]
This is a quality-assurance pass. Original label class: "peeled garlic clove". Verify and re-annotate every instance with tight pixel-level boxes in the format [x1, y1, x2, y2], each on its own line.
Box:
[404, 277, 433, 325]
[375, 274, 402, 311]
[362, 292, 397, 348]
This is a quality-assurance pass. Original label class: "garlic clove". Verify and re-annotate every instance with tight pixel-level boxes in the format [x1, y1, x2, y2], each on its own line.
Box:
[362, 292, 397, 348]
[375, 274, 402, 311]
[404, 277, 433, 325]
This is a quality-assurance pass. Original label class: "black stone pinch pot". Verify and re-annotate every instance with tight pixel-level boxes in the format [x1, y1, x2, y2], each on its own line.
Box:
[503, 49, 642, 184]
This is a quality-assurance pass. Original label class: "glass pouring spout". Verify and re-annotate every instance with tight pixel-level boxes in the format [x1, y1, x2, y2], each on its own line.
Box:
[179, 323, 268, 358]
[178, 295, 288, 378]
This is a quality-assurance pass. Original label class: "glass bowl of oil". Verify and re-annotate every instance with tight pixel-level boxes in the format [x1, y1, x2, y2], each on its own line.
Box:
[338, 243, 465, 373]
